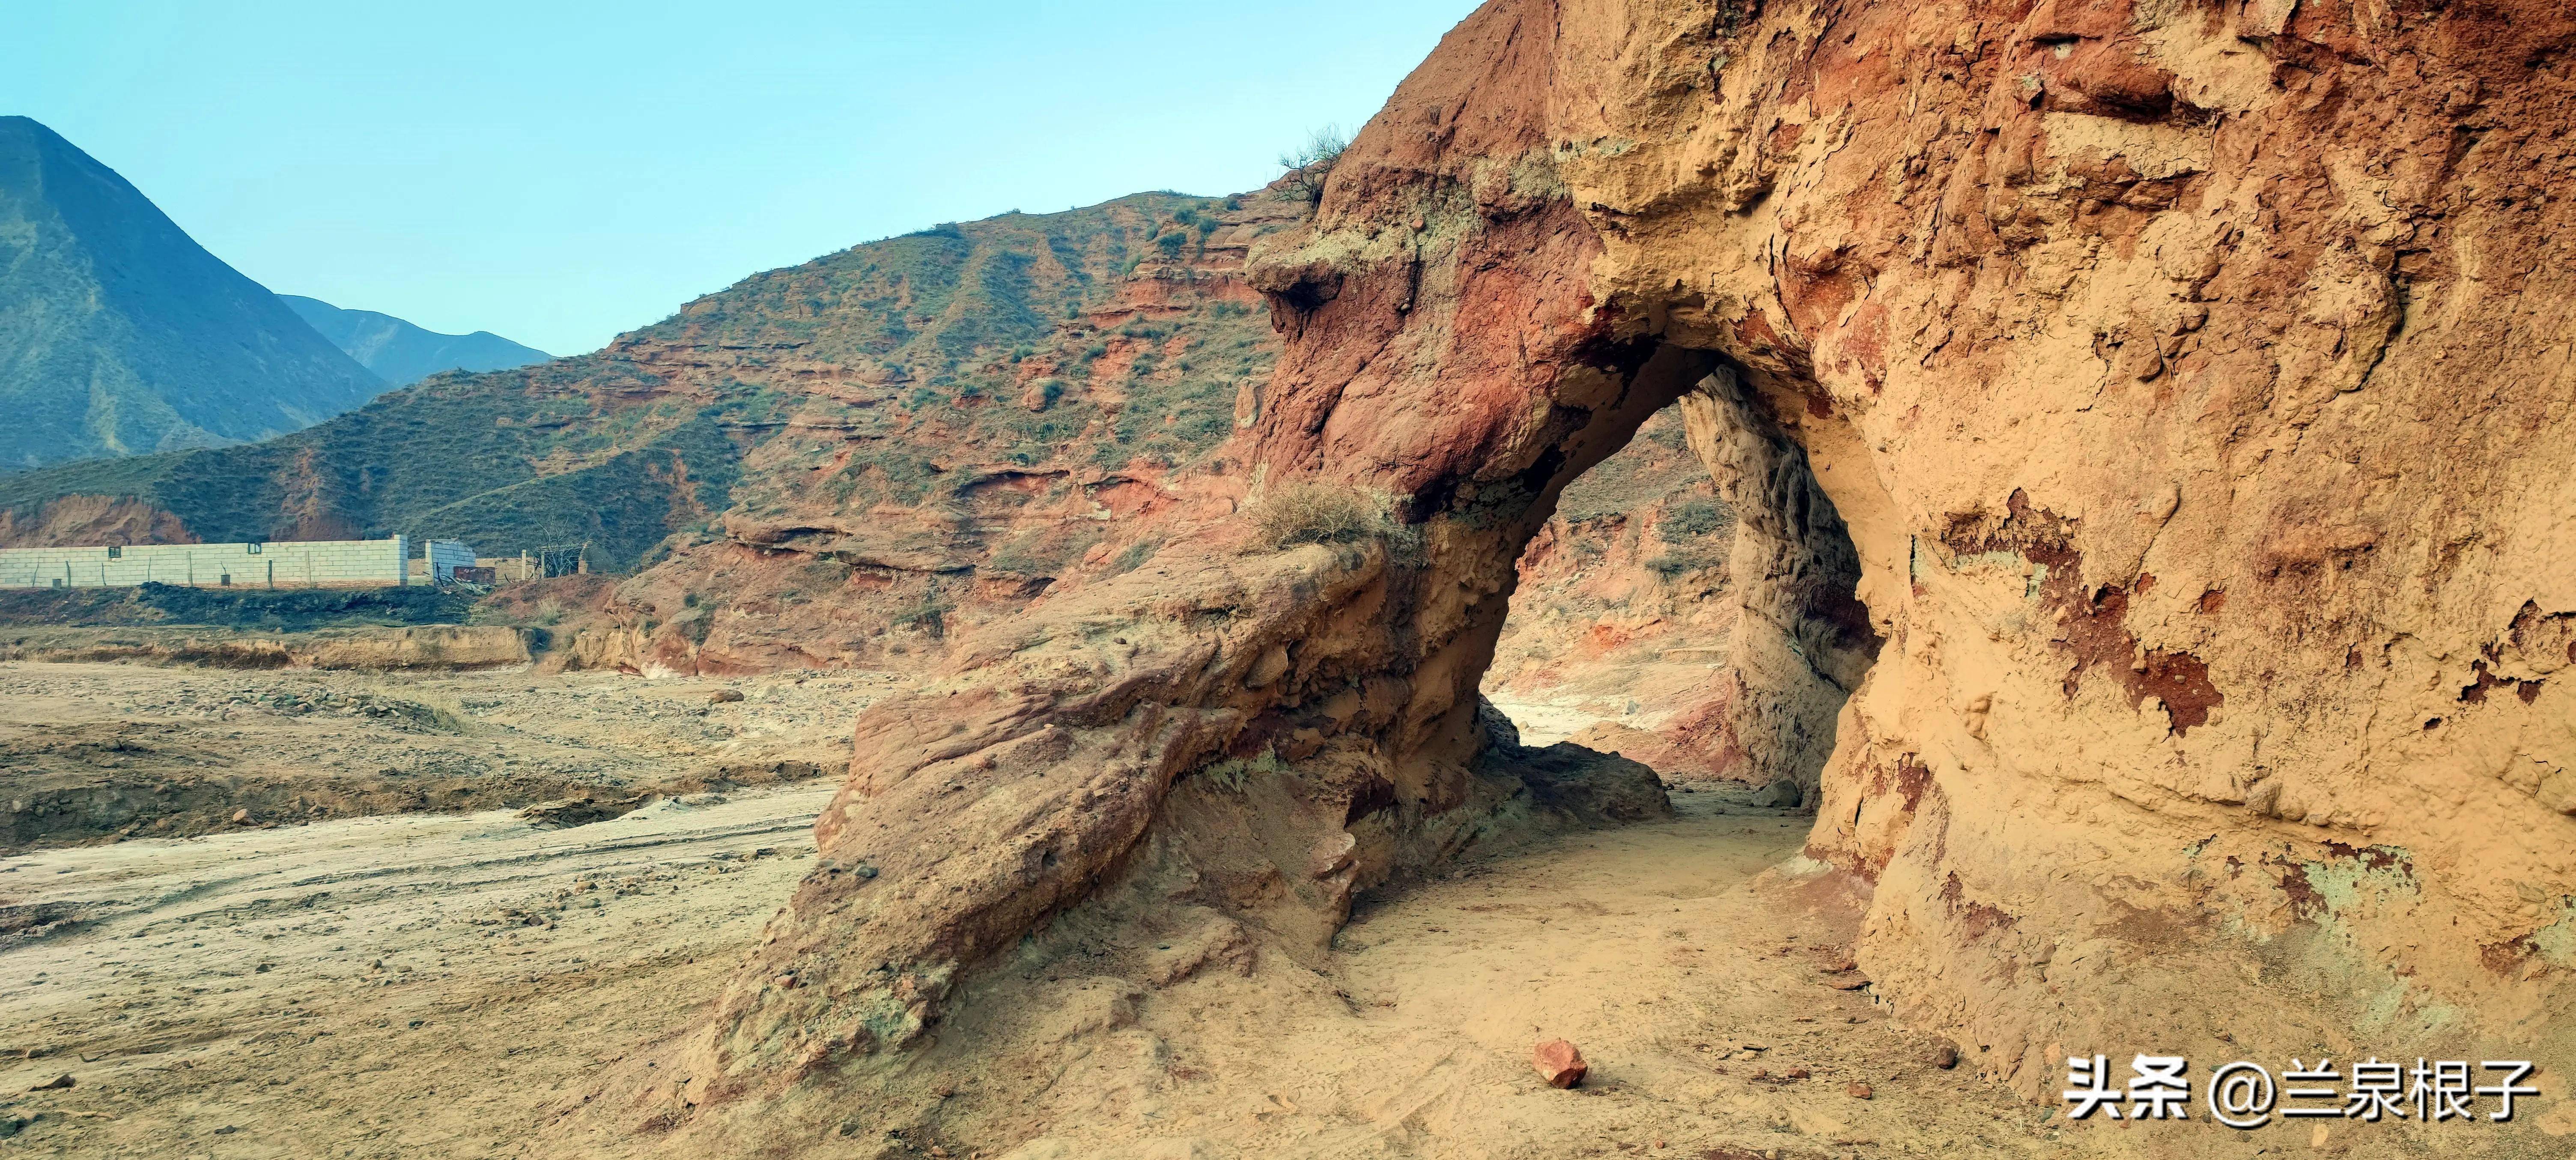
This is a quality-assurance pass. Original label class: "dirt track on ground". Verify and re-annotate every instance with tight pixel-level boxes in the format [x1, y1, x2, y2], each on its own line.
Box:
[914, 790, 2107, 1160]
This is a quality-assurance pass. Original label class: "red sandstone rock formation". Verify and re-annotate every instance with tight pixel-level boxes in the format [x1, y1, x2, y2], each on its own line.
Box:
[1250, 0, 2576, 1101]
[597, 0, 2576, 1145]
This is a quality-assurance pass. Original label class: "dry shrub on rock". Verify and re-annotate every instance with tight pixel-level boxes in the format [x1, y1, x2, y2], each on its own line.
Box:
[1246, 481, 1383, 549]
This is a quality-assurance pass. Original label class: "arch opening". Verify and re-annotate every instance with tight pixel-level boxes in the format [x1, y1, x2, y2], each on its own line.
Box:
[1468, 353, 1883, 812]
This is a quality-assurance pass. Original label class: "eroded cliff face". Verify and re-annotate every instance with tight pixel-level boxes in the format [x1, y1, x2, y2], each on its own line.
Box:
[1511, 0, 2576, 1097]
[1225, 0, 2576, 1101]
[558, 193, 1300, 677]
[595, 0, 2576, 1147]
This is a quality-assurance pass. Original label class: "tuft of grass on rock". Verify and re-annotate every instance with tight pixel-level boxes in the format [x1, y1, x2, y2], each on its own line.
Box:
[1247, 481, 1385, 550]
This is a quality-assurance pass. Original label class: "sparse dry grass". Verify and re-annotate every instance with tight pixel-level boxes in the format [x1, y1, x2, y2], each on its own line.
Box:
[1247, 480, 1383, 549]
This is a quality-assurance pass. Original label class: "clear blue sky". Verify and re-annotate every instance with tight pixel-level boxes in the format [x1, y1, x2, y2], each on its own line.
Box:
[6, 1, 1473, 356]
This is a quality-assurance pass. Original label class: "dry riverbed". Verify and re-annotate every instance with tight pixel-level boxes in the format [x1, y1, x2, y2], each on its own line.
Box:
[0, 661, 901, 849]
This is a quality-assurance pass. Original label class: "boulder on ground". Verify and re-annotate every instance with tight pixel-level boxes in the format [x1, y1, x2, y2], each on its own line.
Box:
[1532, 1039, 1586, 1088]
[1491, 742, 1674, 825]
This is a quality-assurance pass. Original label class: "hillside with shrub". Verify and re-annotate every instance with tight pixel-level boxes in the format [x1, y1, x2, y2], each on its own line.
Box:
[0, 190, 1294, 580]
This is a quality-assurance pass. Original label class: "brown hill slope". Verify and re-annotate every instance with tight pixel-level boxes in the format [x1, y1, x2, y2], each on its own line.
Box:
[566, 191, 1304, 673]
[0, 192, 1297, 582]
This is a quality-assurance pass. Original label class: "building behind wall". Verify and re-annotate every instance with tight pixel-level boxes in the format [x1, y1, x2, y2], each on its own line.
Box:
[406, 540, 480, 584]
[0, 537, 411, 589]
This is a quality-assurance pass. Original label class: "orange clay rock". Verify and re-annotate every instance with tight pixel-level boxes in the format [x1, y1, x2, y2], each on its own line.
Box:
[592, 0, 2576, 1146]
[1533, 1038, 1588, 1088]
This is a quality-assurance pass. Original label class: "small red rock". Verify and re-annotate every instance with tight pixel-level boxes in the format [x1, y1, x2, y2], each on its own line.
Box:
[1533, 1039, 1587, 1088]
[1846, 1081, 1874, 1099]
[1786, 1066, 1811, 1079]
[1930, 1042, 1959, 1069]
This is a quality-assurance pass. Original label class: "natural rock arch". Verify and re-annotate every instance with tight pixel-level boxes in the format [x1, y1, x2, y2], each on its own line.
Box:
[581, 0, 2576, 1148]
[648, 310, 1888, 1127]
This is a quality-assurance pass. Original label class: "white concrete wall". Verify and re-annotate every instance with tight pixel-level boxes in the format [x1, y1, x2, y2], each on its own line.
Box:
[426, 540, 476, 583]
[0, 537, 410, 589]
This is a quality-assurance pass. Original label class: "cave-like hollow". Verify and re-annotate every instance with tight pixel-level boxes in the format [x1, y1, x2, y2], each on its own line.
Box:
[1464, 344, 1883, 813]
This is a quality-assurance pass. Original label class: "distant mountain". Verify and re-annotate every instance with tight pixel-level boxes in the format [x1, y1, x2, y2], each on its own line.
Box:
[0, 117, 386, 471]
[0, 190, 1290, 585]
[278, 295, 549, 386]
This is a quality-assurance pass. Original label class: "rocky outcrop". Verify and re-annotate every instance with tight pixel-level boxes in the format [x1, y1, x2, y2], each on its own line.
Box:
[1672, 365, 1874, 800]
[1509, 0, 2576, 1099]
[596, 0, 2576, 1146]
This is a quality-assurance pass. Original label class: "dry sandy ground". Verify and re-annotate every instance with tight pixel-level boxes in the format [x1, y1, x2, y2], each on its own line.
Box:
[0, 661, 903, 848]
[913, 791, 2123, 1160]
[0, 753, 2091, 1160]
[1, 664, 2248, 1160]
[0, 783, 835, 1157]
[6, 778, 2099, 1160]
[0, 659, 905, 1156]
